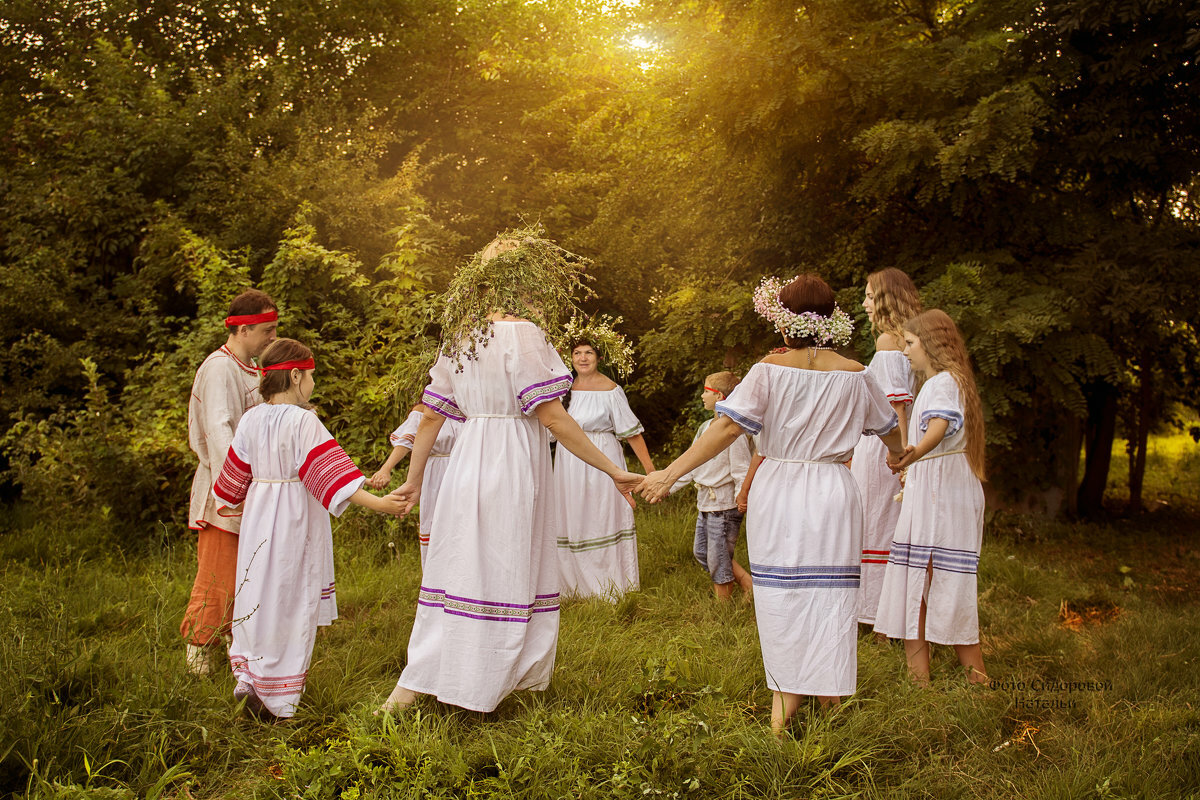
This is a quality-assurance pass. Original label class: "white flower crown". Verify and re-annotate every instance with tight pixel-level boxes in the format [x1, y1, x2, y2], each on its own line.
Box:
[752, 276, 854, 347]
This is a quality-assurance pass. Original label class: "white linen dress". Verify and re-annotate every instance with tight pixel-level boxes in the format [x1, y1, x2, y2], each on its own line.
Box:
[553, 387, 643, 599]
[213, 404, 365, 718]
[874, 371, 985, 645]
[395, 321, 572, 712]
[849, 349, 915, 624]
[716, 362, 897, 697]
[391, 409, 461, 563]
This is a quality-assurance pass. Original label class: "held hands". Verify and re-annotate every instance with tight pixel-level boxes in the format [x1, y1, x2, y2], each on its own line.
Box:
[886, 446, 916, 473]
[638, 470, 675, 504]
[612, 470, 642, 509]
[736, 489, 749, 514]
[366, 468, 392, 490]
[375, 492, 408, 517]
[388, 481, 422, 517]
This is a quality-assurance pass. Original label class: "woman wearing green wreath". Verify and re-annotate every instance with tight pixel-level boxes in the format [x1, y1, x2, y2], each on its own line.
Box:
[380, 231, 643, 714]
[554, 327, 654, 600]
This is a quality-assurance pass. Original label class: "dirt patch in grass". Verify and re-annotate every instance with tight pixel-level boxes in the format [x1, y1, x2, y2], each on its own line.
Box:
[1058, 598, 1120, 630]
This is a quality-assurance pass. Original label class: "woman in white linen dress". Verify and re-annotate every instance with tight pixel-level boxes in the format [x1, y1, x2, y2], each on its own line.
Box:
[850, 268, 922, 626]
[554, 340, 654, 599]
[378, 405, 462, 563]
[379, 233, 642, 714]
[639, 275, 905, 734]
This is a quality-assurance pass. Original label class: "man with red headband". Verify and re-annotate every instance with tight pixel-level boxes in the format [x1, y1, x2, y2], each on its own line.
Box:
[181, 289, 278, 674]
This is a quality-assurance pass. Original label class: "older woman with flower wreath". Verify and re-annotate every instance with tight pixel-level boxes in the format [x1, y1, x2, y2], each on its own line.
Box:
[639, 274, 905, 735]
[554, 320, 654, 600]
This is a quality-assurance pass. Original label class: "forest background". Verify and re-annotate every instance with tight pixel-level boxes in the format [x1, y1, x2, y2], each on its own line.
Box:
[3, 2, 1200, 798]
[2, 0, 1200, 521]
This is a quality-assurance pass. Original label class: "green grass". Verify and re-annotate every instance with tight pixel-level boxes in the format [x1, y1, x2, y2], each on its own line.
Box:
[2, 441, 1200, 799]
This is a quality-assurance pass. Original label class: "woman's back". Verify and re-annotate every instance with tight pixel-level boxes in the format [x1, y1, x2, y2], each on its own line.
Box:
[429, 321, 570, 420]
[725, 363, 895, 463]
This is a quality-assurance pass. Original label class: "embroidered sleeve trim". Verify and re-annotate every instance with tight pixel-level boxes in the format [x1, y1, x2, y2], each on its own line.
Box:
[919, 409, 964, 437]
[864, 412, 899, 436]
[213, 446, 252, 506]
[714, 402, 762, 435]
[518, 374, 573, 414]
[421, 390, 466, 422]
[614, 423, 644, 439]
[299, 440, 364, 510]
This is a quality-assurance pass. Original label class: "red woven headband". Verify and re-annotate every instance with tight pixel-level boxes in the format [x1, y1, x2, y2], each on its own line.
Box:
[225, 310, 278, 326]
[261, 358, 314, 372]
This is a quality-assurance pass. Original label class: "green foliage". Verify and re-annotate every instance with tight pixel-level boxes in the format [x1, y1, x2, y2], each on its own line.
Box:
[437, 226, 594, 369]
[2, 0, 1199, 520]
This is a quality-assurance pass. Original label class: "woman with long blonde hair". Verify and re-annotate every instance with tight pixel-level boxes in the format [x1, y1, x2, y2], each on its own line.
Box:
[852, 268, 923, 628]
[874, 309, 987, 685]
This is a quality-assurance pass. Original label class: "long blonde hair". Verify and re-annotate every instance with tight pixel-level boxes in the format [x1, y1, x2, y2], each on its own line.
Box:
[904, 310, 986, 481]
[868, 268, 923, 343]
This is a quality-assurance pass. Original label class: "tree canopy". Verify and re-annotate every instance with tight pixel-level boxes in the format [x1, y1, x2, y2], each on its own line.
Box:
[1, 0, 1198, 521]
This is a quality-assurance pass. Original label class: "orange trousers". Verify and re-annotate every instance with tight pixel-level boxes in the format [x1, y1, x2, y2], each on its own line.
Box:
[180, 524, 239, 646]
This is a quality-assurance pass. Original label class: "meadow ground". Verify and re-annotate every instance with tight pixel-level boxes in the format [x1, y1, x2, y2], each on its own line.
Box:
[1, 434, 1198, 799]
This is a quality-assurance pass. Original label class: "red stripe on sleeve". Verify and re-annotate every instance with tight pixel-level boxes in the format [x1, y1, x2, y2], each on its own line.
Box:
[213, 446, 252, 506]
[299, 439, 363, 510]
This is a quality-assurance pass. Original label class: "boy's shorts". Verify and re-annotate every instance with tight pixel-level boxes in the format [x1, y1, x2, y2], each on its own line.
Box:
[693, 508, 743, 585]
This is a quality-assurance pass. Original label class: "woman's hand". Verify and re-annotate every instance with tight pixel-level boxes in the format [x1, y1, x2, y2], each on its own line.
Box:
[388, 481, 422, 517]
[611, 470, 642, 509]
[638, 470, 675, 504]
[736, 489, 749, 514]
[366, 468, 391, 490]
[886, 446, 915, 473]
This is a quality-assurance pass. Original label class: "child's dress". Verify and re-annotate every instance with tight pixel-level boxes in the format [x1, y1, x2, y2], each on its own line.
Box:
[716, 363, 897, 697]
[849, 349, 914, 625]
[390, 409, 462, 564]
[553, 387, 643, 599]
[395, 321, 571, 712]
[213, 403, 365, 718]
[874, 371, 985, 645]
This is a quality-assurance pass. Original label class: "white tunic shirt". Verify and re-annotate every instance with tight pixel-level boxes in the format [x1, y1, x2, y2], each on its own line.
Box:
[187, 345, 261, 532]
[672, 418, 752, 512]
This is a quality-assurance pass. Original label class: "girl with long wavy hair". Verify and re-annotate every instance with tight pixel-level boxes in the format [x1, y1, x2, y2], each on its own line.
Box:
[851, 268, 923, 628]
[874, 309, 988, 686]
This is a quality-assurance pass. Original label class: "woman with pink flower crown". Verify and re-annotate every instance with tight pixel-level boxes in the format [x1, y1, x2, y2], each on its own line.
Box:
[639, 274, 906, 735]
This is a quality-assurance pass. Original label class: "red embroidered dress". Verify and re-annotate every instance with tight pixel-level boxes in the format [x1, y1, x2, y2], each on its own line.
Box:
[213, 403, 365, 718]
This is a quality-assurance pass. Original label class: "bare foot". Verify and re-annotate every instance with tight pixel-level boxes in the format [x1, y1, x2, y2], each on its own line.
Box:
[375, 684, 421, 716]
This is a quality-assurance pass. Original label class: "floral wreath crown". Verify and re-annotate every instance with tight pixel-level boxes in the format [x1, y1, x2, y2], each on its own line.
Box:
[752, 276, 854, 347]
[558, 314, 635, 380]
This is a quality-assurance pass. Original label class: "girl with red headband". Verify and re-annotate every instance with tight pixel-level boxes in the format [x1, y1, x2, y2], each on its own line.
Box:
[212, 338, 405, 720]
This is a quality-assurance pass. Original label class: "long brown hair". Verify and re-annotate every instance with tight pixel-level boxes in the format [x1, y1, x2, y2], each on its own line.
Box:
[868, 268, 922, 343]
[259, 338, 313, 401]
[904, 310, 986, 481]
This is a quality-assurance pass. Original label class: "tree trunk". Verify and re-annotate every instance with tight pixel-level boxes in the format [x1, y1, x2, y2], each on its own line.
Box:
[1076, 382, 1118, 517]
[1127, 358, 1154, 512]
